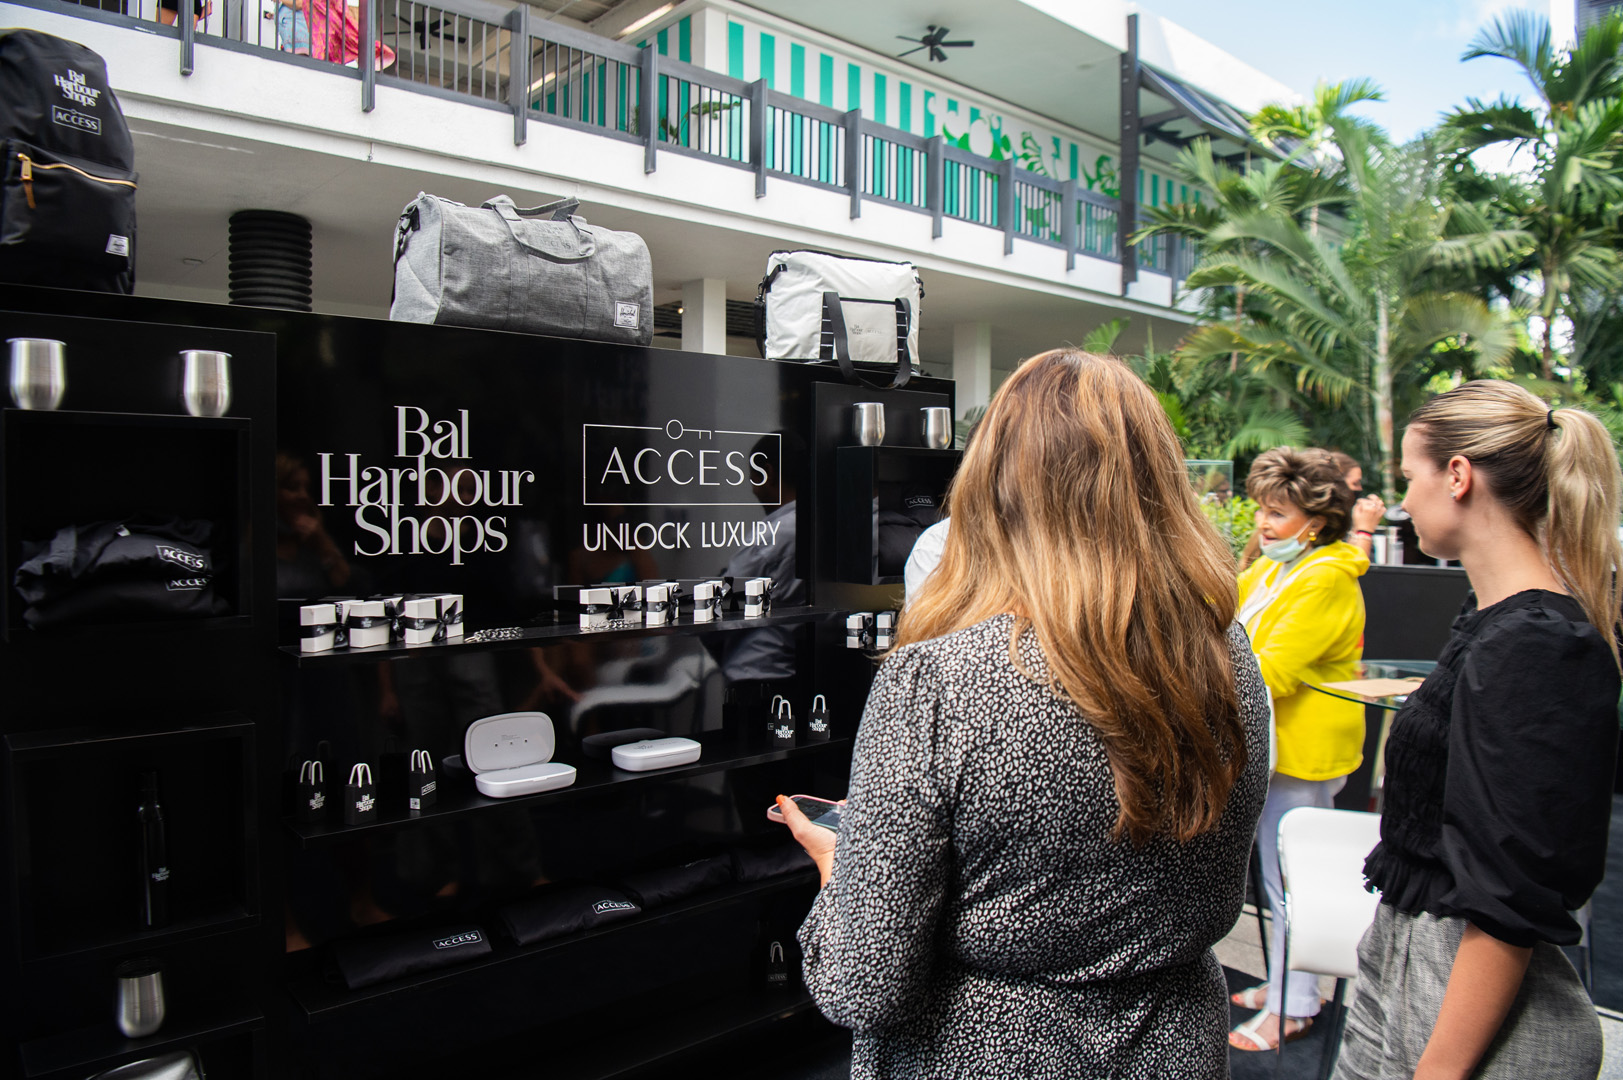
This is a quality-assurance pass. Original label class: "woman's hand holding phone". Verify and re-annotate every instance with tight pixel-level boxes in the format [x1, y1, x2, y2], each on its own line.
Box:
[773, 794, 838, 888]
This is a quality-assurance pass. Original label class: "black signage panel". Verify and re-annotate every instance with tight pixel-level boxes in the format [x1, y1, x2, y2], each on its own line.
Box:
[272, 320, 816, 625]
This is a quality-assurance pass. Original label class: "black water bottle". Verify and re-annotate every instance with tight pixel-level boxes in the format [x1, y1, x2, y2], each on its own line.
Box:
[137, 771, 170, 929]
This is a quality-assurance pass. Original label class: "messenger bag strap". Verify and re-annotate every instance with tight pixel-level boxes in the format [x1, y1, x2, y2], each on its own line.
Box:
[821, 292, 911, 389]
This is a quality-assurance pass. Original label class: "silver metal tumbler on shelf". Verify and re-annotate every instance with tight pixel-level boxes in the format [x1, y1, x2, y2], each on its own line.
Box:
[853, 402, 886, 447]
[114, 957, 166, 1038]
[180, 350, 232, 418]
[7, 338, 66, 411]
[920, 407, 953, 449]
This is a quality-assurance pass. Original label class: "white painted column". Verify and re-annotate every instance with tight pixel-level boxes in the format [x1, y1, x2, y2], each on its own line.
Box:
[690, 5, 731, 72]
[681, 278, 727, 354]
[951, 322, 993, 417]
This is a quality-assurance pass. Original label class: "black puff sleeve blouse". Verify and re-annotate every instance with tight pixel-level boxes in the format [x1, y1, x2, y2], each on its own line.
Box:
[1364, 590, 1620, 947]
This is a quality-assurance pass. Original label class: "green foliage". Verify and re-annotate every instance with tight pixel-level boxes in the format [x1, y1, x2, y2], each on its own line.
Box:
[1201, 496, 1260, 560]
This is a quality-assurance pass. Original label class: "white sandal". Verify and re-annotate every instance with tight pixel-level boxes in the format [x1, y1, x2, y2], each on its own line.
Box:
[1229, 983, 1268, 1009]
[1229, 1009, 1313, 1052]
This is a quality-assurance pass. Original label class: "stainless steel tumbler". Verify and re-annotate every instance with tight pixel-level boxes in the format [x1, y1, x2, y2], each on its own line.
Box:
[853, 402, 886, 446]
[7, 338, 66, 411]
[115, 957, 166, 1038]
[920, 407, 952, 449]
[180, 350, 232, 418]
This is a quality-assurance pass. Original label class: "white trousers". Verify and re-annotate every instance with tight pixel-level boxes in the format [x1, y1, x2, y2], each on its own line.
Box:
[1259, 771, 1347, 1018]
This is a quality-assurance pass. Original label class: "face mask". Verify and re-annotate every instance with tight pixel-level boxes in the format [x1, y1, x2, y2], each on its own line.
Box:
[1261, 524, 1313, 564]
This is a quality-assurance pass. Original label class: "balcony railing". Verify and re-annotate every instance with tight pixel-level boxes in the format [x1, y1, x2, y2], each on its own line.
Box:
[22, 0, 1190, 288]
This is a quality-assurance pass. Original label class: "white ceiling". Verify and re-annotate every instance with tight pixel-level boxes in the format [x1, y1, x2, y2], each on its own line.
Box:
[742, 0, 1128, 148]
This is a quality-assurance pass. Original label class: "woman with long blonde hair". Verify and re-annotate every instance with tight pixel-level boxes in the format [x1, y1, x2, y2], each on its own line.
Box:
[775, 350, 1271, 1078]
[1334, 382, 1621, 1080]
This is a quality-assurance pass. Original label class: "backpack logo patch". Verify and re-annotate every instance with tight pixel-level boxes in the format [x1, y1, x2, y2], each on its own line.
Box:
[106, 235, 129, 258]
[53, 69, 102, 110]
[51, 106, 101, 136]
[614, 301, 640, 329]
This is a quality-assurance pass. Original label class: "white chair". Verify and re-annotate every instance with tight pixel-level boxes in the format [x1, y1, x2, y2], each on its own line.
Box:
[1277, 807, 1383, 1079]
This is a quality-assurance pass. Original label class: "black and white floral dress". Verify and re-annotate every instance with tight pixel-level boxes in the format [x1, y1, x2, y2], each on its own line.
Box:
[799, 615, 1271, 1079]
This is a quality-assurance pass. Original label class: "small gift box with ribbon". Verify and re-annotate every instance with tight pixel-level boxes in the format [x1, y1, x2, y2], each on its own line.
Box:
[806, 694, 832, 742]
[610, 584, 643, 624]
[402, 597, 440, 645]
[846, 612, 873, 649]
[298, 603, 339, 654]
[693, 580, 727, 623]
[295, 759, 326, 821]
[370, 593, 406, 643]
[435, 593, 464, 640]
[408, 749, 437, 811]
[344, 762, 377, 825]
[580, 587, 614, 630]
[744, 577, 773, 618]
[644, 583, 675, 626]
[770, 699, 797, 746]
[345, 599, 392, 649]
[319, 596, 356, 647]
[744, 577, 773, 617]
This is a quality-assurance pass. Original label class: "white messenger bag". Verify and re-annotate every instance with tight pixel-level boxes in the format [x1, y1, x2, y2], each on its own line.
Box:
[756, 250, 923, 388]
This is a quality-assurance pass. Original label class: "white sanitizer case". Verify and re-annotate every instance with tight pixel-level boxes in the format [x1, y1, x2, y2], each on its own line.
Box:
[464, 711, 578, 798]
[610, 736, 702, 772]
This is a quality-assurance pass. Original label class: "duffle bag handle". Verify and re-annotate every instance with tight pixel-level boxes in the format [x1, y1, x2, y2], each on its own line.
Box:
[483, 195, 596, 262]
[820, 291, 912, 389]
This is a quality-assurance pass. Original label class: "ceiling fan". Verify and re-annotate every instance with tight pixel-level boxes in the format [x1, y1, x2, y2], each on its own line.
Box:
[895, 25, 974, 63]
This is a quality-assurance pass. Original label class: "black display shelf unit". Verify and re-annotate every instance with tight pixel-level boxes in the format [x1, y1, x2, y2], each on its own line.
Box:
[286, 734, 851, 846]
[19, 996, 264, 1080]
[278, 606, 844, 665]
[0, 408, 255, 641]
[288, 870, 818, 1017]
[4, 714, 260, 963]
[833, 446, 961, 585]
[0, 305, 278, 1080]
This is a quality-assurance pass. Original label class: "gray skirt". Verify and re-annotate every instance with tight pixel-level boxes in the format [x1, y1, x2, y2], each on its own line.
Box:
[1333, 904, 1600, 1080]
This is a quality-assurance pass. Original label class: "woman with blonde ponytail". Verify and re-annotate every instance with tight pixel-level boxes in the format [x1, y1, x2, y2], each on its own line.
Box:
[1335, 381, 1622, 1080]
[775, 350, 1271, 1079]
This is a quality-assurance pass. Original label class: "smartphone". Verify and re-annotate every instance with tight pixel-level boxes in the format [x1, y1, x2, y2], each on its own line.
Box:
[766, 794, 843, 832]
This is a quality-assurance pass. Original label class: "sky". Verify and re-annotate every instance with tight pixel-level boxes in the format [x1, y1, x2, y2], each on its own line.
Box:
[1139, 0, 1562, 141]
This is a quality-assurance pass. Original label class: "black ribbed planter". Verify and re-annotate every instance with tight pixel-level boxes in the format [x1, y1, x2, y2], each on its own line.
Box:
[228, 210, 313, 311]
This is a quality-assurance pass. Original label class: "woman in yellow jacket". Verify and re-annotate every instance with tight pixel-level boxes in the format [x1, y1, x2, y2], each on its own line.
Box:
[1229, 448, 1368, 1051]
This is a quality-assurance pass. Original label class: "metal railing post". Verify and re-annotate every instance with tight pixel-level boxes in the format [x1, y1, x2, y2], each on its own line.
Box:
[927, 136, 944, 238]
[999, 157, 1015, 255]
[1062, 180, 1078, 271]
[360, 0, 376, 112]
[508, 5, 530, 146]
[640, 45, 658, 174]
[749, 79, 767, 197]
[844, 110, 862, 219]
[179, 2, 194, 75]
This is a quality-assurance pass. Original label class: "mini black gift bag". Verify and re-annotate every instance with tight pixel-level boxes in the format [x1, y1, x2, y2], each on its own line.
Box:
[295, 759, 326, 822]
[806, 694, 831, 742]
[765, 939, 790, 990]
[769, 694, 787, 738]
[408, 750, 437, 811]
[770, 700, 796, 747]
[344, 763, 377, 825]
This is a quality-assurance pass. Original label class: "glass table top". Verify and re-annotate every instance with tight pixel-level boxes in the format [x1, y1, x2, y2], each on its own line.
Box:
[1304, 659, 1438, 712]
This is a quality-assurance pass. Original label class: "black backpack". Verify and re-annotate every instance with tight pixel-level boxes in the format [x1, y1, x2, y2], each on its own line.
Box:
[0, 29, 137, 293]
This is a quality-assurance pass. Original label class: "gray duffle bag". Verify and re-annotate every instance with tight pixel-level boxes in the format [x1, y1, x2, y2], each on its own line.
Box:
[391, 193, 653, 346]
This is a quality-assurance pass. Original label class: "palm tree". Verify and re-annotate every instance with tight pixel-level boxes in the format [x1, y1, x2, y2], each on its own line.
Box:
[1445, 10, 1623, 378]
[1174, 122, 1520, 497]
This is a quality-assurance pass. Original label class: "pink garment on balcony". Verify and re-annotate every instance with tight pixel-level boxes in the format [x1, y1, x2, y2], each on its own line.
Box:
[303, 0, 396, 70]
